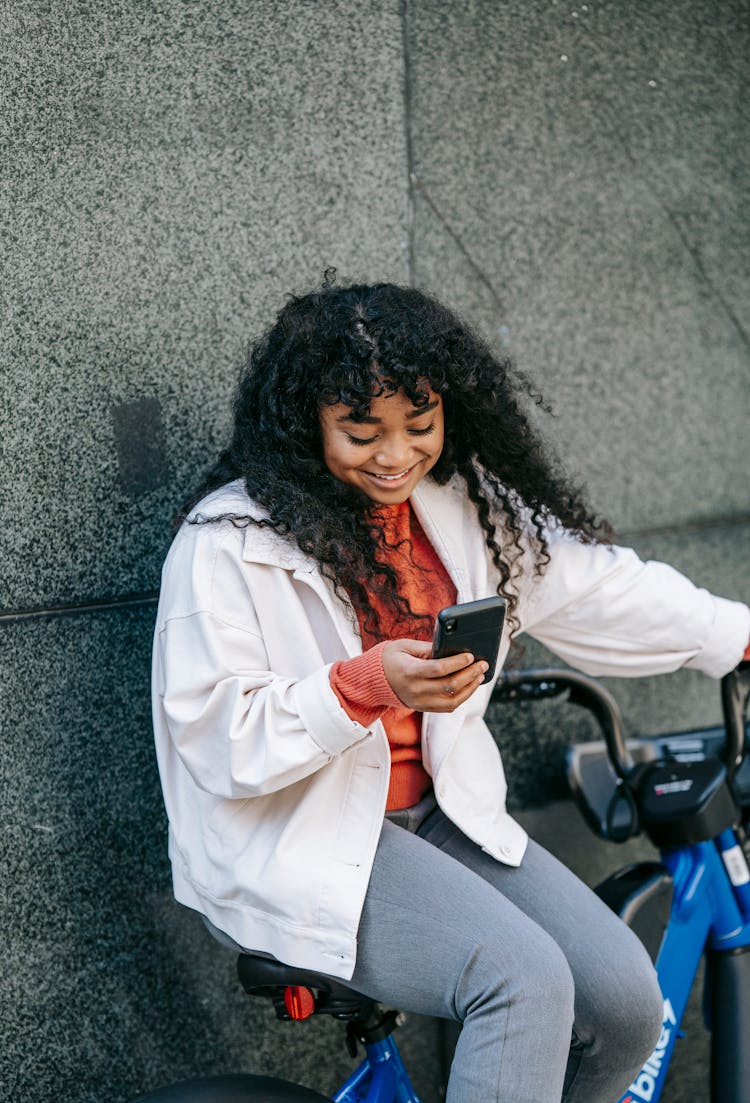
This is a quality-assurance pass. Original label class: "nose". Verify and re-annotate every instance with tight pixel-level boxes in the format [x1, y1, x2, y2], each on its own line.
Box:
[373, 436, 412, 470]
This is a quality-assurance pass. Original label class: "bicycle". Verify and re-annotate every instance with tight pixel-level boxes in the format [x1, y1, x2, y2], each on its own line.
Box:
[500, 661, 750, 1103]
[132, 661, 750, 1103]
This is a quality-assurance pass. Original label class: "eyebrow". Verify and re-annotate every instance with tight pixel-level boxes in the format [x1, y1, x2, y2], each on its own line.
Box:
[337, 398, 440, 425]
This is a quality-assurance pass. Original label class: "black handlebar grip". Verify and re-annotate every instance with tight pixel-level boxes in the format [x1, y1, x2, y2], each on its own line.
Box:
[720, 661, 750, 781]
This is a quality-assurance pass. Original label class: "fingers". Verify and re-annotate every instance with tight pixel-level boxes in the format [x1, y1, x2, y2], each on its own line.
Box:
[428, 651, 477, 678]
[407, 657, 489, 712]
[381, 639, 491, 712]
[383, 638, 476, 675]
[430, 662, 488, 711]
[439, 658, 487, 697]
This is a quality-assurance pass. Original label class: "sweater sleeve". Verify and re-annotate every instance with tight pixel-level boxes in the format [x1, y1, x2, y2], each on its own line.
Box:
[330, 641, 405, 725]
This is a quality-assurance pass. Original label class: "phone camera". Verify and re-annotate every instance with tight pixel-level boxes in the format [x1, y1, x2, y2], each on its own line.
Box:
[445, 619, 457, 632]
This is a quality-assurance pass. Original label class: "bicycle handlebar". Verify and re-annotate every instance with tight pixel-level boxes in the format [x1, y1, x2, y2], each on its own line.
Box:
[493, 667, 634, 779]
[495, 662, 750, 782]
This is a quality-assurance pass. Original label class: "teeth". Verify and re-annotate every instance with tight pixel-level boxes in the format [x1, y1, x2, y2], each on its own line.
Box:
[370, 470, 409, 480]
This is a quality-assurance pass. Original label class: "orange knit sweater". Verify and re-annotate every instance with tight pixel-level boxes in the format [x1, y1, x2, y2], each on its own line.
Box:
[329, 500, 457, 811]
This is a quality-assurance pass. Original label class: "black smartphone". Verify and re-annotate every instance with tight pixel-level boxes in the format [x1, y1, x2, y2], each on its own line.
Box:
[431, 596, 507, 684]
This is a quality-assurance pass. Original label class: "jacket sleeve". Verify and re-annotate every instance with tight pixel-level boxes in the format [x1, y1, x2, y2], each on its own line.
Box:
[516, 528, 750, 679]
[153, 515, 376, 800]
[155, 608, 374, 799]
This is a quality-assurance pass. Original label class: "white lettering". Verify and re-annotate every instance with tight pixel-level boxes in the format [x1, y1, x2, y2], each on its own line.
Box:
[631, 1072, 655, 1101]
[722, 845, 750, 887]
[654, 780, 693, 795]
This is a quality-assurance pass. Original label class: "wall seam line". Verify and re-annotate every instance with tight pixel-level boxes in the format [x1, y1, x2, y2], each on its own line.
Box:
[400, 0, 416, 286]
[0, 592, 160, 625]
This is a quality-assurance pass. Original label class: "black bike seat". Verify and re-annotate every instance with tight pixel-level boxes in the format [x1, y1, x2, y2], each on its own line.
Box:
[237, 953, 368, 1004]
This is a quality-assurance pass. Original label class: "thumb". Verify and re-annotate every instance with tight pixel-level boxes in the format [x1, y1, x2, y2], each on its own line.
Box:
[396, 638, 434, 660]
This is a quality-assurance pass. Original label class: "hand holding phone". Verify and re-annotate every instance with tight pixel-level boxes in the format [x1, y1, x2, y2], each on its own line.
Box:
[380, 597, 506, 713]
[381, 637, 490, 713]
[431, 597, 506, 685]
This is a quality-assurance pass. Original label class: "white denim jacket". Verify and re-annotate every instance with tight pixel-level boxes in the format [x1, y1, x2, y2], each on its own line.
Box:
[152, 476, 749, 979]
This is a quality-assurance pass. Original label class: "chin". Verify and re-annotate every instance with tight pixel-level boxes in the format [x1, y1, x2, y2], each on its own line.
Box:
[364, 485, 413, 505]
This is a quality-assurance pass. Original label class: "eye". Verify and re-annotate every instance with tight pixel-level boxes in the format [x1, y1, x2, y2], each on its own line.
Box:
[408, 422, 435, 437]
[346, 433, 378, 446]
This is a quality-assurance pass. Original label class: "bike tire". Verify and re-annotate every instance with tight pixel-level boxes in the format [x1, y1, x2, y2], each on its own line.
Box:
[130, 1072, 332, 1102]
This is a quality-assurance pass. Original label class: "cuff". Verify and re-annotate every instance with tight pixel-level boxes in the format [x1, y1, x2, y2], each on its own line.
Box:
[684, 597, 750, 679]
[292, 665, 374, 757]
[330, 642, 404, 726]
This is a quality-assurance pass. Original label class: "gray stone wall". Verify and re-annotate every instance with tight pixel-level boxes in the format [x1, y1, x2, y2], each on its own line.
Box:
[2, 2, 748, 1101]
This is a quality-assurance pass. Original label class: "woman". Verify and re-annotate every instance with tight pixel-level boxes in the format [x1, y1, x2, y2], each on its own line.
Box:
[152, 279, 750, 1102]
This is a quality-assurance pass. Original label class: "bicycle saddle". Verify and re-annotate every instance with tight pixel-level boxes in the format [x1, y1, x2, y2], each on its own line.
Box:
[237, 954, 375, 1020]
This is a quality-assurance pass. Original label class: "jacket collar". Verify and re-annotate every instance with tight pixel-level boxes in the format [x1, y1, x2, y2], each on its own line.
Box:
[237, 475, 473, 592]
[234, 475, 477, 659]
[241, 525, 318, 572]
[188, 480, 314, 572]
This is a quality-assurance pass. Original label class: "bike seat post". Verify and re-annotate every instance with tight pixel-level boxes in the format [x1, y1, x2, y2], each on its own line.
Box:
[333, 1031, 420, 1103]
[237, 953, 422, 1102]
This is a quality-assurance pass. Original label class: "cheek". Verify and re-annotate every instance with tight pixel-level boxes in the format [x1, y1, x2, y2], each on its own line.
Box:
[323, 443, 342, 473]
[322, 435, 359, 475]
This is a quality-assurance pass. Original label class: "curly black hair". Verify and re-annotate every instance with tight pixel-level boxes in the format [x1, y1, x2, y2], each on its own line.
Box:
[183, 277, 610, 637]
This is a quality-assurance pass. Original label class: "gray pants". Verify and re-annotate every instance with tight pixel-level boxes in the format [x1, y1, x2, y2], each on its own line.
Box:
[349, 798, 663, 1103]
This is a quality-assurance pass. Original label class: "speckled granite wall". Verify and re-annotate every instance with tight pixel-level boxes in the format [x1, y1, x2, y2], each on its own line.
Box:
[3, 2, 748, 1102]
[407, 0, 750, 532]
[1, 0, 409, 610]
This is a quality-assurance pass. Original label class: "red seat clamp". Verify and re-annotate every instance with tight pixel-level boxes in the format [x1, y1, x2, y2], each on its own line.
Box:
[284, 985, 316, 1020]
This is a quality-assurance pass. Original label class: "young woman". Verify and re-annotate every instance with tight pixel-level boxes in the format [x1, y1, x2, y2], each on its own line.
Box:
[152, 280, 750, 1102]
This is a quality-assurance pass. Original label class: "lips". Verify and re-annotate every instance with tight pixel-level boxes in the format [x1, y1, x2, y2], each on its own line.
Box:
[366, 468, 411, 480]
[363, 464, 416, 486]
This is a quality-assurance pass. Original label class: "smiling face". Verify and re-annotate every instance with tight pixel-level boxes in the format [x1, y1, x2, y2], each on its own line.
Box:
[319, 386, 445, 504]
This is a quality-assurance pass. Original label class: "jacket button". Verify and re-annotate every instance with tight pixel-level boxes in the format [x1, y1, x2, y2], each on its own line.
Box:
[500, 844, 512, 856]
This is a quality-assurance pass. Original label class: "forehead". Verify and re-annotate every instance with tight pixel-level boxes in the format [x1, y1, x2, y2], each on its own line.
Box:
[322, 387, 441, 424]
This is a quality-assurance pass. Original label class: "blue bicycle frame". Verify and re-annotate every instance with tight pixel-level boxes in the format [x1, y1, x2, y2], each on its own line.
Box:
[620, 829, 750, 1103]
[333, 1035, 421, 1103]
[501, 662, 750, 1103]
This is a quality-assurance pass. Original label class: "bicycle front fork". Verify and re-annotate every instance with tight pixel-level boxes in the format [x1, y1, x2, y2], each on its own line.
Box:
[708, 944, 750, 1102]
